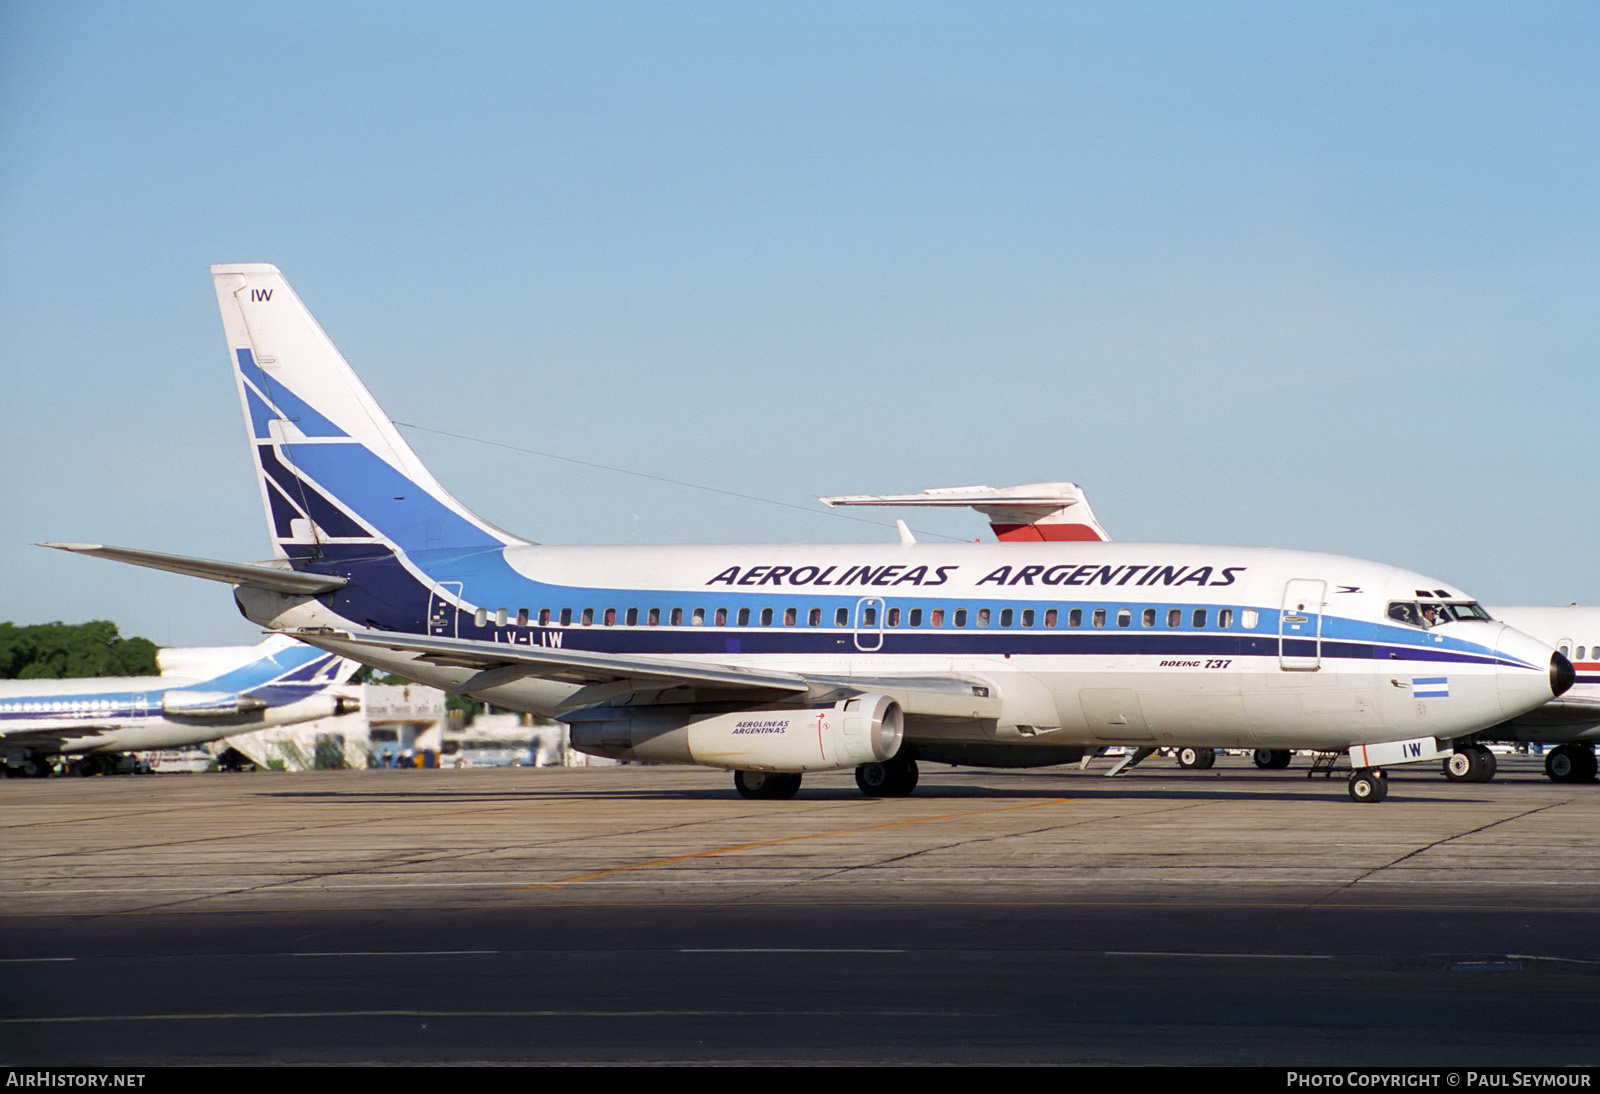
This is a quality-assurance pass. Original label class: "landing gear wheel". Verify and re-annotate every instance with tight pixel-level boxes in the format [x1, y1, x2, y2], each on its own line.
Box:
[1545, 745, 1599, 784]
[1348, 768, 1389, 803]
[855, 755, 919, 797]
[1177, 747, 1216, 770]
[1444, 745, 1496, 783]
[1253, 749, 1292, 770]
[733, 770, 802, 800]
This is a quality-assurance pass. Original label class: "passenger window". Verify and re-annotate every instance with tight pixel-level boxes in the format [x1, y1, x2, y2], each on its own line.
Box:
[539, 609, 551, 626]
[1069, 608, 1082, 627]
[692, 608, 705, 626]
[862, 607, 877, 627]
[809, 608, 822, 627]
[716, 608, 727, 626]
[475, 608, 488, 628]
[784, 608, 797, 626]
[999, 609, 1013, 627]
[626, 608, 638, 626]
[581, 608, 594, 626]
[955, 609, 968, 627]
[517, 609, 529, 627]
[1142, 608, 1155, 628]
[1219, 609, 1233, 629]
[887, 607, 901, 627]
[603, 608, 616, 626]
[1092, 609, 1106, 628]
[560, 608, 572, 626]
[1580, 646, 1588, 661]
[1022, 609, 1034, 628]
[931, 608, 945, 627]
[647, 608, 660, 626]
[1242, 609, 1258, 629]
[909, 608, 923, 627]
[495, 608, 508, 627]
[1560, 644, 1571, 657]
[1117, 608, 1131, 628]
[1044, 609, 1057, 627]
[835, 607, 848, 627]
[1167, 609, 1181, 628]
[1192, 609, 1207, 628]
[977, 608, 991, 627]
[738, 607, 750, 626]
[761, 608, 774, 626]
[670, 608, 683, 626]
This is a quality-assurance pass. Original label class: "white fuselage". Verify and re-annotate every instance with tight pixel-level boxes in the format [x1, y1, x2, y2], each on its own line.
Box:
[239, 539, 1561, 756]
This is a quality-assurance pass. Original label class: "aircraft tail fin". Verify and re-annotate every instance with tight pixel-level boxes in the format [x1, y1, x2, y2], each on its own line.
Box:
[211, 264, 525, 563]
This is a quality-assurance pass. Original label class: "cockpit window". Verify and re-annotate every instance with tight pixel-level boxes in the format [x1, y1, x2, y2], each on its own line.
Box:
[1388, 600, 1493, 628]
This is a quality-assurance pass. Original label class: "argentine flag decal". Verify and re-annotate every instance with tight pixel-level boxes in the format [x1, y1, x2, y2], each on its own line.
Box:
[1412, 676, 1449, 699]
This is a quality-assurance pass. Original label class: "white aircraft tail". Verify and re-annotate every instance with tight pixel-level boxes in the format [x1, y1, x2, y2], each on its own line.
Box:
[211, 264, 524, 562]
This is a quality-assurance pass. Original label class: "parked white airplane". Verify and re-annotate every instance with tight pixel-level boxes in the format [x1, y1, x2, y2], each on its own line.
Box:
[1473, 607, 1600, 783]
[0, 635, 359, 775]
[45, 264, 1574, 803]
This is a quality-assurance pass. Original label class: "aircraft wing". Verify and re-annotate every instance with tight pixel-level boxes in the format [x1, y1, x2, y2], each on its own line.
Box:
[289, 629, 1001, 719]
[1509, 694, 1600, 729]
[39, 543, 347, 595]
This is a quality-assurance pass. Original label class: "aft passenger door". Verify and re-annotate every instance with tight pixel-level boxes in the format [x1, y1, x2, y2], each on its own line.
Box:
[1279, 579, 1325, 671]
[429, 582, 464, 637]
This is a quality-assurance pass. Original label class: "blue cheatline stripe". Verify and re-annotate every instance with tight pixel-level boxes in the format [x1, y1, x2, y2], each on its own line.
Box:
[236, 349, 346, 438]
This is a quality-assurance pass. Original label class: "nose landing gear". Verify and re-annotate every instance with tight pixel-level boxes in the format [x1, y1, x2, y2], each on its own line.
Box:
[1348, 768, 1388, 803]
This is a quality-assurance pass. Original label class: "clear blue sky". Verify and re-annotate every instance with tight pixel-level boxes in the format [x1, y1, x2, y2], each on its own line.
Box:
[3, 2, 1598, 646]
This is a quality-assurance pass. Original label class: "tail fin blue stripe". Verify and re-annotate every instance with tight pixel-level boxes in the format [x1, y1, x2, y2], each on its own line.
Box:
[237, 349, 346, 439]
[243, 385, 279, 440]
[283, 442, 502, 553]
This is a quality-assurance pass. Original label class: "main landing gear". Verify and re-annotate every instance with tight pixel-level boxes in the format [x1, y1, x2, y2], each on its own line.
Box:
[1442, 744, 1497, 783]
[856, 755, 919, 797]
[1253, 749, 1292, 770]
[1176, 746, 1216, 770]
[1348, 767, 1388, 803]
[1544, 745, 1598, 784]
[733, 770, 802, 800]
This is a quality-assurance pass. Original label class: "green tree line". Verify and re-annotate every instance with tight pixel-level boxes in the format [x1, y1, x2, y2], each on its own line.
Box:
[0, 621, 160, 680]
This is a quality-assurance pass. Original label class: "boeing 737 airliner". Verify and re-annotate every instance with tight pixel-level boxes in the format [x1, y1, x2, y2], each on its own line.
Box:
[45, 264, 1574, 802]
[0, 635, 358, 775]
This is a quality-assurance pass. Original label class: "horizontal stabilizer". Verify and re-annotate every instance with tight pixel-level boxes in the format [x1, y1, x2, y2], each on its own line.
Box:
[40, 543, 347, 595]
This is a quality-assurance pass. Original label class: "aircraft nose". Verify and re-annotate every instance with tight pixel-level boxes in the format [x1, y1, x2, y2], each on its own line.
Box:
[1492, 624, 1570, 718]
[1550, 651, 1575, 698]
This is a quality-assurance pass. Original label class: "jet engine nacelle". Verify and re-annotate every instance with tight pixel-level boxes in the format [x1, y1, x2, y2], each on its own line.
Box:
[569, 694, 904, 773]
[160, 690, 267, 718]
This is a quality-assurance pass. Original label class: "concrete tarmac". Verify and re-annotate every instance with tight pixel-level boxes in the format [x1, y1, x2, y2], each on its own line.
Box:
[3, 754, 1598, 1065]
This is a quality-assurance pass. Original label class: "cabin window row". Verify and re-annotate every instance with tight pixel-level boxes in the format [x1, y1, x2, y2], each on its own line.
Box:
[471, 605, 1259, 631]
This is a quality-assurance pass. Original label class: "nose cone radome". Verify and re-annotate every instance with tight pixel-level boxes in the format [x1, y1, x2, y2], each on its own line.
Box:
[1494, 624, 1570, 719]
